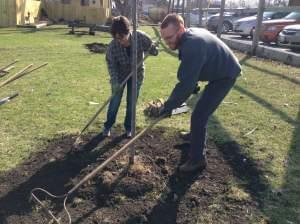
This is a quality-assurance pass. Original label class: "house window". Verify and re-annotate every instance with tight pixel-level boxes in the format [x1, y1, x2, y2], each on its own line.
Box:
[62, 0, 71, 4]
[81, 0, 89, 6]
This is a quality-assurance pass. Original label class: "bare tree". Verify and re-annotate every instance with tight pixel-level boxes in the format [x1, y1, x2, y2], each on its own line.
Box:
[289, 0, 300, 6]
[114, 0, 133, 18]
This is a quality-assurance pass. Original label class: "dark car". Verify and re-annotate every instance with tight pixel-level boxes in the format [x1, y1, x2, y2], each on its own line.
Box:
[207, 10, 257, 33]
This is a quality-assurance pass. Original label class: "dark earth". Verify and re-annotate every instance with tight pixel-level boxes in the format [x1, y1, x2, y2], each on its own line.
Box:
[0, 125, 267, 224]
[85, 43, 108, 54]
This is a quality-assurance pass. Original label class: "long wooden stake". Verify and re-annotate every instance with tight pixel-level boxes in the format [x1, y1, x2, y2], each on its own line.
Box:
[0, 63, 48, 88]
[0, 64, 33, 88]
[0, 59, 19, 71]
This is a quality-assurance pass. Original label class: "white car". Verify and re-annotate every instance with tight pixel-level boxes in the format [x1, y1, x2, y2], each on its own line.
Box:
[278, 24, 300, 51]
[233, 11, 289, 38]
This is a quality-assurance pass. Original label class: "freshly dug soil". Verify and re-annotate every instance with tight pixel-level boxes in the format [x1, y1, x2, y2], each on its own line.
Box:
[85, 43, 108, 54]
[0, 126, 265, 224]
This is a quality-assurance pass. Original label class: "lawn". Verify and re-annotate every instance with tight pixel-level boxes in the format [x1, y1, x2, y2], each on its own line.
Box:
[0, 25, 299, 223]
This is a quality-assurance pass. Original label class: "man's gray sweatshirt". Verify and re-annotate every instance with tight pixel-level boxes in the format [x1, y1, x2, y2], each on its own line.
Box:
[164, 28, 241, 111]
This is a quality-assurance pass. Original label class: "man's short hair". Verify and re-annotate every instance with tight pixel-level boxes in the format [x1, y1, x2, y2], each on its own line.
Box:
[110, 16, 130, 38]
[160, 13, 184, 29]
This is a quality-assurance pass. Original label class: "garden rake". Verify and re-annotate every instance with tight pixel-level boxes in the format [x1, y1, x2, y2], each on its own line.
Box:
[30, 114, 166, 224]
[0, 59, 19, 77]
[73, 38, 161, 149]
[30, 103, 189, 224]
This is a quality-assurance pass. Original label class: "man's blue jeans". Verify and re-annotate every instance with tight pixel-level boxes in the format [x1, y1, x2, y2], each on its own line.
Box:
[104, 77, 141, 132]
[190, 77, 237, 160]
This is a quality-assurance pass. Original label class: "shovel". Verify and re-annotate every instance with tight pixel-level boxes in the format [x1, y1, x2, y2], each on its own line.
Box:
[0, 93, 19, 106]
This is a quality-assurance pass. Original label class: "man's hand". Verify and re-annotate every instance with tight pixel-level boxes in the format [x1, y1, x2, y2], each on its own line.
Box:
[144, 98, 167, 117]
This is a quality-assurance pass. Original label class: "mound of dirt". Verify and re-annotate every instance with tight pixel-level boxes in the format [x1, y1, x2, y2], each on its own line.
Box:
[0, 127, 264, 224]
[85, 43, 108, 54]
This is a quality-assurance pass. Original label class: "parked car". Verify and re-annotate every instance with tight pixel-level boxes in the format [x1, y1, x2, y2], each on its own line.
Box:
[260, 11, 300, 44]
[189, 11, 217, 26]
[278, 24, 300, 51]
[233, 11, 290, 38]
[207, 10, 256, 33]
[188, 8, 219, 26]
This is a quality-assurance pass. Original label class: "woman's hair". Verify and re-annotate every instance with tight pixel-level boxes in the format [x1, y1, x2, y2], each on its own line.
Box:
[160, 13, 184, 29]
[110, 16, 130, 37]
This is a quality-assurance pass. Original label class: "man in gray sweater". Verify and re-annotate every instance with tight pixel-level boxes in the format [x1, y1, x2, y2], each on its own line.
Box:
[158, 14, 241, 173]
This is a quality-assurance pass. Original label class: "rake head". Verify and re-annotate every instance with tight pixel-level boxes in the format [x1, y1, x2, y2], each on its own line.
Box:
[30, 188, 71, 224]
[72, 136, 84, 151]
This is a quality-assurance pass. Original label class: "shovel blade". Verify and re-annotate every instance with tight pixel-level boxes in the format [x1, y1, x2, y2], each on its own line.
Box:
[171, 103, 190, 115]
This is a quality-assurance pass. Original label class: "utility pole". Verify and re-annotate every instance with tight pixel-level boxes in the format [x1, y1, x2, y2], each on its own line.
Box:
[198, 0, 204, 27]
[252, 0, 265, 55]
[171, 0, 175, 13]
[217, 0, 226, 38]
[176, 0, 180, 13]
[182, 0, 186, 18]
[168, 0, 172, 13]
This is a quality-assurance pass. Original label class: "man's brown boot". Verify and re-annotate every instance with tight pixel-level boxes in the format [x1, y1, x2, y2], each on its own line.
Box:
[179, 157, 207, 173]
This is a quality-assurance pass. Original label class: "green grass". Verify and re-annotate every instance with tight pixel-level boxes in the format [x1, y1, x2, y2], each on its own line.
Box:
[0, 25, 299, 223]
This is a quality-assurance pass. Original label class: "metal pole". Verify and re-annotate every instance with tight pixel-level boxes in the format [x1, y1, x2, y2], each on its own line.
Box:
[252, 0, 265, 55]
[129, 0, 138, 164]
[217, 0, 226, 38]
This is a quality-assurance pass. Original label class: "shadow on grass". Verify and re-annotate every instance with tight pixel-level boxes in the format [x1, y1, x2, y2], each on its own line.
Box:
[209, 107, 300, 223]
[273, 109, 300, 222]
[244, 61, 300, 86]
[234, 85, 297, 126]
[208, 116, 270, 199]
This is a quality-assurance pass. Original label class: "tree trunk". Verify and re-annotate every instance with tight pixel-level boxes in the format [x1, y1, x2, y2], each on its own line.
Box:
[168, 0, 172, 13]
[176, 0, 180, 13]
[289, 0, 300, 6]
[171, 0, 175, 13]
[114, 0, 133, 19]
